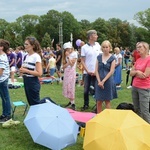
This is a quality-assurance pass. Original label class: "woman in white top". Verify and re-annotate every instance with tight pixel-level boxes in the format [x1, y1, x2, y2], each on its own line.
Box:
[20, 37, 43, 106]
[114, 47, 122, 87]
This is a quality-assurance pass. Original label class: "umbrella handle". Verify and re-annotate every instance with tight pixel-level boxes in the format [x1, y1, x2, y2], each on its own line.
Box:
[149, 100, 150, 113]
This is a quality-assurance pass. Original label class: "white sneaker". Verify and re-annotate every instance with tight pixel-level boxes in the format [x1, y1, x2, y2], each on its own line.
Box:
[116, 85, 121, 88]
[2, 119, 20, 128]
[127, 85, 132, 89]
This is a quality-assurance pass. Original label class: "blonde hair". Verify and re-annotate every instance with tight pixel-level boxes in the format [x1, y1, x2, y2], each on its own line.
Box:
[101, 40, 112, 51]
[137, 41, 149, 54]
[114, 47, 120, 53]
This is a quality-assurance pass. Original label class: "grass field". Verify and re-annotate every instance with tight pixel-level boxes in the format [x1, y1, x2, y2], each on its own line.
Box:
[0, 70, 132, 150]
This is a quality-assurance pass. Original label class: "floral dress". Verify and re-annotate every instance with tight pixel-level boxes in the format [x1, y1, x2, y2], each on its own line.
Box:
[63, 51, 77, 99]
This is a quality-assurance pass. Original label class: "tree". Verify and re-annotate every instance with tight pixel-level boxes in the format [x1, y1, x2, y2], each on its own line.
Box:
[135, 27, 150, 43]
[78, 19, 92, 42]
[41, 32, 51, 48]
[92, 18, 109, 44]
[4, 22, 24, 48]
[39, 10, 62, 45]
[61, 11, 81, 46]
[0, 19, 9, 39]
[16, 14, 40, 40]
[0, 9, 149, 49]
[134, 8, 150, 31]
[134, 8, 150, 43]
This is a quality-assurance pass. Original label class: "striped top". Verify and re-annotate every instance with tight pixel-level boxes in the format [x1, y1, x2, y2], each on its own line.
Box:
[0, 53, 10, 82]
[22, 53, 41, 77]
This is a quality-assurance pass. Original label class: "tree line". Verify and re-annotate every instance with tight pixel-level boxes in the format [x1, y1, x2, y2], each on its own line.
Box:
[0, 8, 150, 50]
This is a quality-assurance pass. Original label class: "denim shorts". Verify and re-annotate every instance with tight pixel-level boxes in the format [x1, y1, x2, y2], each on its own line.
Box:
[124, 58, 129, 65]
[50, 68, 56, 76]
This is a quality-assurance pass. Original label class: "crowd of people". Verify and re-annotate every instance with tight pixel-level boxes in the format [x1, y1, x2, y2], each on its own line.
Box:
[0, 30, 150, 124]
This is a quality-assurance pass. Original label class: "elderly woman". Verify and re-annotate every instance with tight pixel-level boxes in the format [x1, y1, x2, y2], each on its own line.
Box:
[130, 41, 150, 123]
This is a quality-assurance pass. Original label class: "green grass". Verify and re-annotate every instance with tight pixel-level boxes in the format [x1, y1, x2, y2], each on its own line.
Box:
[0, 70, 132, 150]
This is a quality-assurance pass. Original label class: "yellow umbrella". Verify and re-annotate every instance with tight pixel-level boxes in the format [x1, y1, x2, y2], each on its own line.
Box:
[83, 109, 150, 150]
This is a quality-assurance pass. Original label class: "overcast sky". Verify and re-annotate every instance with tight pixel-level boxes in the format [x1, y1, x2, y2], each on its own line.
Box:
[0, 0, 150, 26]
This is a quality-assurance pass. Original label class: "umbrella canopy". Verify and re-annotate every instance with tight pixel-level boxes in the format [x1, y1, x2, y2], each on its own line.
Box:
[24, 102, 79, 150]
[67, 108, 96, 123]
[83, 109, 150, 150]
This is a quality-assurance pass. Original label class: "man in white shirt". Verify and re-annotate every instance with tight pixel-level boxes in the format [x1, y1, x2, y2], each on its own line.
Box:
[81, 30, 102, 111]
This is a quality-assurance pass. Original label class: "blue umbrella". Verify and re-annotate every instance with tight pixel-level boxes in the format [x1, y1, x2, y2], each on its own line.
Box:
[24, 102, 79, 150]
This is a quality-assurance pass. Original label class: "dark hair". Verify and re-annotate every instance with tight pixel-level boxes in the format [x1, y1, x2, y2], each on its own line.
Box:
[62, 49, 68, 65]
[25, 36, 42, 57]
[56, 43, 61, 48]
[0, 39, 10, 53]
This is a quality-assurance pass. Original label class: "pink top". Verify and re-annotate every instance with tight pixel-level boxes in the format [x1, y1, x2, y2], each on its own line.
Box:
[133, 56, 150, 89]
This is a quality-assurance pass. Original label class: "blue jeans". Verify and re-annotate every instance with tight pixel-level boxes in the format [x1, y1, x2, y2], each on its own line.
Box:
[0, 78, 11, 116]
[84, 74, 96, 106]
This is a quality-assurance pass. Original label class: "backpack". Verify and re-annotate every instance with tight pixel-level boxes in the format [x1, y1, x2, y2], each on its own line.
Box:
[116, 102, 134, 111]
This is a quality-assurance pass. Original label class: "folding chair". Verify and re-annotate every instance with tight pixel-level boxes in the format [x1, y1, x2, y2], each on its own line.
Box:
[12, 101, 28, 118]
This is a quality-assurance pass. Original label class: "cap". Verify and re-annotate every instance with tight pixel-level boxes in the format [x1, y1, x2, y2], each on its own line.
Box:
[63, 42, 72, 49]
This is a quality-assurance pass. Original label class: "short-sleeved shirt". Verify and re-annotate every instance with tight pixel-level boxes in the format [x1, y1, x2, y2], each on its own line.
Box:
[22, 53, 41, 77]
[7, 52, 16, 67]
[133, 56, 150, 89]
[56, 50, 62, 66]
[120, 50, 125, 57]
[0, 53, 10, 82]
[124, 51, 130, 59]
[81, 42, 102, 74]
[16, 52, 22, 65]
[66, 51, 78, 69]
[114, 53, 122, 64]
[48, 57, 56, 68]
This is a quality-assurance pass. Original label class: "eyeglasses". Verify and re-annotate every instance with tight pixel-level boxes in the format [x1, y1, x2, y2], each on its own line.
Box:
[136, 46, 143, 49]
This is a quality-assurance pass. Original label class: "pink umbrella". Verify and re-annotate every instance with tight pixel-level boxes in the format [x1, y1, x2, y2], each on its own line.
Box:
[66, 108, 96, 123]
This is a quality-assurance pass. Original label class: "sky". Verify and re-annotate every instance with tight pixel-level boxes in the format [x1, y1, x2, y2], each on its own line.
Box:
[0, 0, 150, 26]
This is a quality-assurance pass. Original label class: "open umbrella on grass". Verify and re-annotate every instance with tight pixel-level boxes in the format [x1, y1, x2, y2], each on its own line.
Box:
[24, 102, 79, 150]
[83, 109, 150, 150]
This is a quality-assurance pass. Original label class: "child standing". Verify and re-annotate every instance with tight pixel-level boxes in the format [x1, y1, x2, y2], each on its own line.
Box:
[62, 42, 77, 110]
[95, 40, 117, 113]
[46, 53, 56, 79]
[0, 39, 12, 123]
